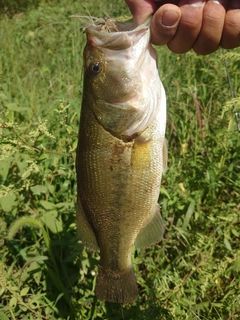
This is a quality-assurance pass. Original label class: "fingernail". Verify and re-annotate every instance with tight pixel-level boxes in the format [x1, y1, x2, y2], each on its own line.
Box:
[186, 0, 205, 6]
[162, 10, 180, 27]
[208, 0, 227, 4]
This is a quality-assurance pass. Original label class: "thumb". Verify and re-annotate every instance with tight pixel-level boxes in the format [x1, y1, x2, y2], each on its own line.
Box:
[151, 4, 181, 45]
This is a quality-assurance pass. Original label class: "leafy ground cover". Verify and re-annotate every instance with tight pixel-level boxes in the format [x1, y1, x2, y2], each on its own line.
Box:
[0, 0, 240, 319]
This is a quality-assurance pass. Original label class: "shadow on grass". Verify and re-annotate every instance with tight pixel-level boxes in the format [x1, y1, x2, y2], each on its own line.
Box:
[102, 299, 172, 320]
[46, 220, 173, 319]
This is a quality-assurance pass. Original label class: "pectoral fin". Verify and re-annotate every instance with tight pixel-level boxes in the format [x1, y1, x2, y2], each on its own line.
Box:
[76, 198, 99, 250]
[135, 204, 164, 248]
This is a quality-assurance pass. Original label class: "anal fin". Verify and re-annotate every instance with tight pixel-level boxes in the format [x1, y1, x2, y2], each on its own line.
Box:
[135, 204, 164, 248]
[76, 198, 99, 250]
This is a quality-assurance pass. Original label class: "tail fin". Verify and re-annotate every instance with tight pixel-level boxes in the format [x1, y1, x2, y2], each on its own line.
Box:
[96, 265, 138, 304]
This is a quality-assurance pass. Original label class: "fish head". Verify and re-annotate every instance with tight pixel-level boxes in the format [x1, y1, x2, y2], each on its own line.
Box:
[82, 18, 164, 140]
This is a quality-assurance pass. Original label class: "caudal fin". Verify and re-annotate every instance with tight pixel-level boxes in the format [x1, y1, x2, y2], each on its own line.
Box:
[96, 265, 138, 304]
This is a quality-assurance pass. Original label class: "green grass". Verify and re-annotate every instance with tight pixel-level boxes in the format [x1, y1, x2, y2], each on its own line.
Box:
[0, 0, 240, 319]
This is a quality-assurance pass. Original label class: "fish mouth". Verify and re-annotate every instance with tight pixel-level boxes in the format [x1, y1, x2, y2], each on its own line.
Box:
[85, 17, 151, 35]
[85, 17, 151, 50]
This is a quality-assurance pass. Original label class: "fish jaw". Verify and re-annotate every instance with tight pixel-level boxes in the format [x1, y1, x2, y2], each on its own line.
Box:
[83, 19, 164, 140]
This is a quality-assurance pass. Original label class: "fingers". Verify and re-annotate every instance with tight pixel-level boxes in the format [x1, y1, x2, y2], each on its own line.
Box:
[125, 0, 240, 54]
[193, 0, 227, 55]
[150, 1, 207, 53]
[167, 0, 206, 53]
[150, 4, 181, 45]
[125, 0, 158, 26]
[221, 0, 240, 49]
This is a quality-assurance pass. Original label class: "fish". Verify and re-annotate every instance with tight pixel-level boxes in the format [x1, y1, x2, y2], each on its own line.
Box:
[76, 17, 167, 304]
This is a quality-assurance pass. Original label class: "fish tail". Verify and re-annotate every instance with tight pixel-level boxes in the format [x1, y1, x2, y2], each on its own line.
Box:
[96, 265, 138, 304]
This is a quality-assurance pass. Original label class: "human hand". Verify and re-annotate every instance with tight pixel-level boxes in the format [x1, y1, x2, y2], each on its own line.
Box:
[125, 0, 240, 55]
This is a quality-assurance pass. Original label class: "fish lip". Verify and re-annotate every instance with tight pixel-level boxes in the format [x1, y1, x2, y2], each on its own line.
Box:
[85, 17, 151, 37]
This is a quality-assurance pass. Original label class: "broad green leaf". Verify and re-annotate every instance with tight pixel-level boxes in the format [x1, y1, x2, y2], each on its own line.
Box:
[9, 296, 17, 308]
[71, 139, 78, 151]
[38, 153, 49, 161]
[0, 192, 16, 212]
[41, 210, 63, 233]
[15, 154, 30, 175]
[0, 288, 5, 296]
[0, 311, 9, 320]
[9, 286, 18, 291]
[0, 93, 7, 101]
[5, 103, 28, 112]
[40, 200, 56, 210]
[160, 186, 170, 199]
[234, 256, 240, 272]
[57, 169, 66, 175]
[231, 228, 239, 237]
[224, 237, 232, 251]
[26, 260, 43, 285]
[20, 287, 30, 297]
[30, 185, 47, 195]
[48, 185, 55, 194]
[0, 159, 11, 181]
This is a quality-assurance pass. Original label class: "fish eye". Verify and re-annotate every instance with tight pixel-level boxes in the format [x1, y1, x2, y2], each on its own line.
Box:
[89, 62, 101, 75]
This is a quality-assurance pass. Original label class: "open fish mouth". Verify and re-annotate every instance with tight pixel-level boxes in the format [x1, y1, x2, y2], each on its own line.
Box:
[85, 17, 151, 50]
[72, 15, 150, 33]
[85, 16, 134, 33]
[72, 15, 151, 50]
[85, 16, 151, 34]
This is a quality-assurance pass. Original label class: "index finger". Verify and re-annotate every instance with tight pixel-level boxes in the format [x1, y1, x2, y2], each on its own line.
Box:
[125, 0, 159, 25]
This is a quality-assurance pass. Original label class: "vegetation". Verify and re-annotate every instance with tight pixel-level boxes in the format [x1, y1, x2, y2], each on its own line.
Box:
[0, 0, 240, 319]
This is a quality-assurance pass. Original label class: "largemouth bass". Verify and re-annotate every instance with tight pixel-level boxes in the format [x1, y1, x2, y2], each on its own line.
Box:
[76, 17, 167, 304]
